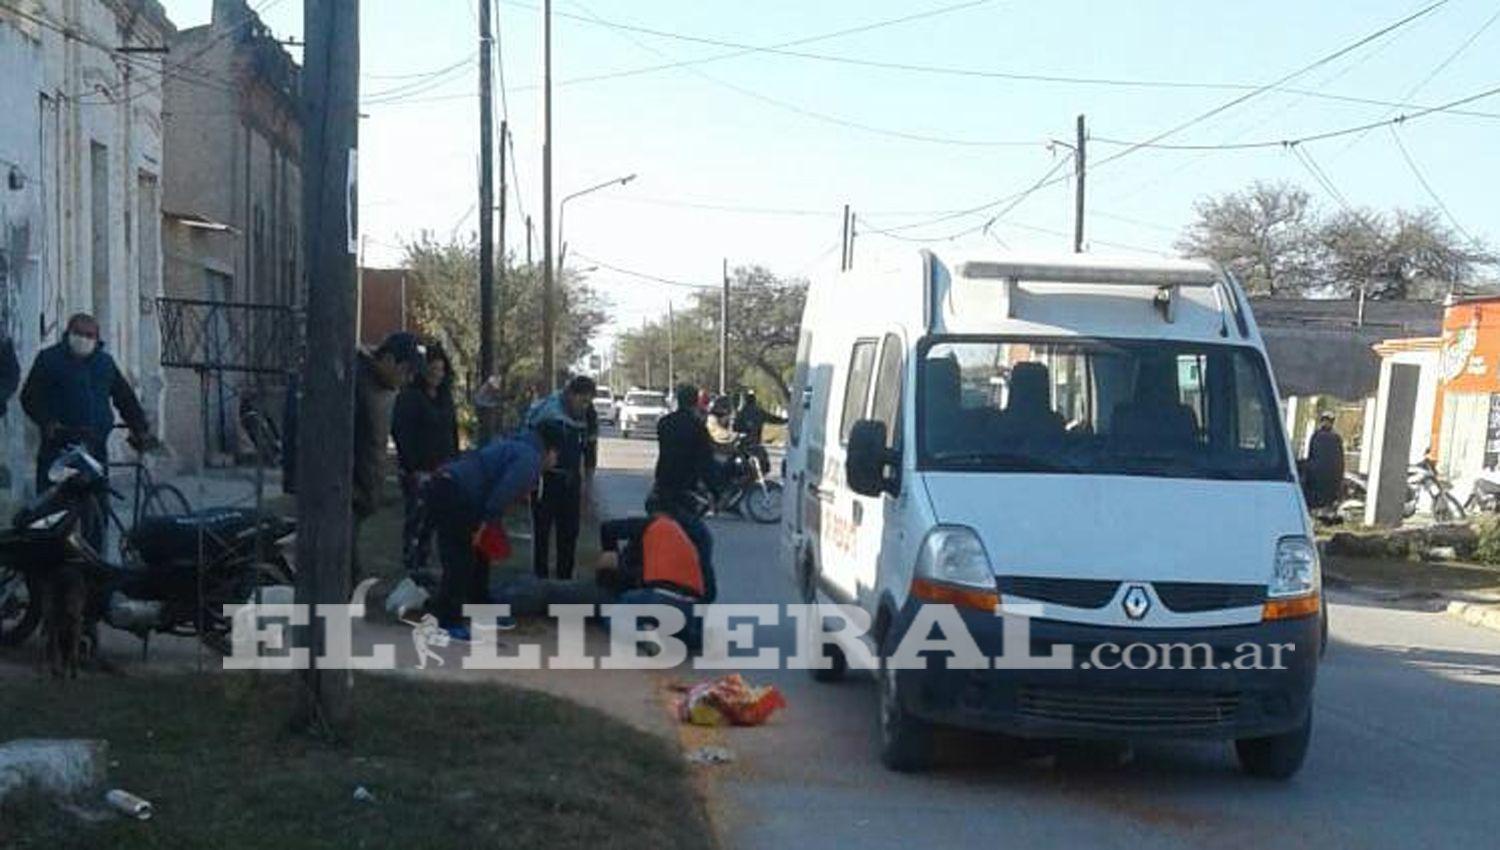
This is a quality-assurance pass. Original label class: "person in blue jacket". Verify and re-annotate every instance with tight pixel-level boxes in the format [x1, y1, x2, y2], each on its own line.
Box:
[426, 421, 565, 637]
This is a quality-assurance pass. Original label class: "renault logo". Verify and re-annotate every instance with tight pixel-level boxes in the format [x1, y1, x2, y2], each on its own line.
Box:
[1122, 585, 1151, 620]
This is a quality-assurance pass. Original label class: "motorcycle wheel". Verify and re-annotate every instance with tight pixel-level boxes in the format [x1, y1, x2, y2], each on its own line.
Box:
[200, 559, 295, 656]
[0, 568, 41, 647]
[743, 480, 784, 525]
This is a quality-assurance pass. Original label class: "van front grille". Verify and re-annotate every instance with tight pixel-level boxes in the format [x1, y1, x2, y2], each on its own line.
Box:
[1018, 687, 1242, 731]
[997, 576, 1118, 609]
[1153, 582, 1266, 613]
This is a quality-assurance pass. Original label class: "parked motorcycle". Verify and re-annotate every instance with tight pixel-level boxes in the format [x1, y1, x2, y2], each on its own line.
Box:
[1337, 460, 1465, 523]
[0, 446, 296, 657]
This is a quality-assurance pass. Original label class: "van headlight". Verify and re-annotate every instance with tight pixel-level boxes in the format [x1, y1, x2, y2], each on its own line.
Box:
[1270, 536, 1319, 598]
[912, 526, 999, 611]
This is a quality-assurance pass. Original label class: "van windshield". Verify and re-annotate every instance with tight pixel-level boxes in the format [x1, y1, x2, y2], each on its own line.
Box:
[918, 338, 1291, 481]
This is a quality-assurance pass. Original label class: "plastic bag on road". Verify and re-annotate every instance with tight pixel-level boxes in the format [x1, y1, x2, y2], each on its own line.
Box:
[675, 674, 787, 727]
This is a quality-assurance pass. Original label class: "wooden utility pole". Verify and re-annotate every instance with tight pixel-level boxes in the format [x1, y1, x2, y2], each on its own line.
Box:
[1073, 114, 1086, 254]
[296, 0, 359, 738]
[541, 0, 555, 389]
[525, 215, 533, 267]
[478, 0, 496, 438]
[666, 300, 675, 389]
[718, 259, 729, 395]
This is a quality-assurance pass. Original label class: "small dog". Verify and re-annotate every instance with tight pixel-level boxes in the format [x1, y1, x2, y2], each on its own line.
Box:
[44, 565, 88, 679]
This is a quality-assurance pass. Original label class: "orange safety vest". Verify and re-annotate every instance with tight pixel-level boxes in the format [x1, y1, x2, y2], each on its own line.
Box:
[640, 516, 706, 597]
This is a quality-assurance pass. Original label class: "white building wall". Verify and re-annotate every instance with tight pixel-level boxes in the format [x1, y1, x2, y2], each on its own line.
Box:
[0, 0, 169, 497]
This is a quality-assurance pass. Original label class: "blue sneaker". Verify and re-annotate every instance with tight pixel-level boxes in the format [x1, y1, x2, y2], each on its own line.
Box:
[444, 625, 471, 642]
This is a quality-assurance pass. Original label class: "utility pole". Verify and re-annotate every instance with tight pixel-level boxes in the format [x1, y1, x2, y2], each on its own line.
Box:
[541, 0, 555, 389]
[719, 258, 729, 395]
[478, 0, 497, 439]
[1073, 114, 1086, 254]
[840, 204, 850, 271]
[296, 0, 359, 738]
[525, 215, 533, 268]
[666, 300, 675, 389]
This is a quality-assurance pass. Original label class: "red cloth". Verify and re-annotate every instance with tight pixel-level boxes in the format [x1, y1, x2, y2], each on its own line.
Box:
[472, 521, 512, 562]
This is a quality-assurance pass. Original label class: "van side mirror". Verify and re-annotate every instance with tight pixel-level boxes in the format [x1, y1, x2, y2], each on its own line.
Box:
[847, 419, 899, 497]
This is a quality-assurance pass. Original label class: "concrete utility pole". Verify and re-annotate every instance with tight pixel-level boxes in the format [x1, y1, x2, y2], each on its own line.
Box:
[478, 0, 497, 439]
[719, 258, 729, 395]
[541, 0, 555, 389]
[525, 215, 533, 267]
[296, 0, 359, 738]
[1074, 114, 1086, 254]
[840, 204, 850, 271]
[666, 299, 675, 389]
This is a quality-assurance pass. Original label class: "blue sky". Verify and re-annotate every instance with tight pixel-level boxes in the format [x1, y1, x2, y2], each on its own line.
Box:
[160, 0, 1500, 342]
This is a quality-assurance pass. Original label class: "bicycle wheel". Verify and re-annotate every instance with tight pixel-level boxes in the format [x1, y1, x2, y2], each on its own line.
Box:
[743, 480, 784, 525]
[144, 483, 192, 518]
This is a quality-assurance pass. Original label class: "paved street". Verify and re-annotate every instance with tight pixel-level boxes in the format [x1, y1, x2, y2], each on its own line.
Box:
[595, 435, 1500, 850]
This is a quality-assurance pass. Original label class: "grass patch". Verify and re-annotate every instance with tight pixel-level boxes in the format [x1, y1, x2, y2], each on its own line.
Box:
[1323, 554, 1500, 596]
[0, 673, 710, 850]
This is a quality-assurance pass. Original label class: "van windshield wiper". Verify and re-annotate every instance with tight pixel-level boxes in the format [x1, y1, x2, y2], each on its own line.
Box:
[929, 451, 1067, 472]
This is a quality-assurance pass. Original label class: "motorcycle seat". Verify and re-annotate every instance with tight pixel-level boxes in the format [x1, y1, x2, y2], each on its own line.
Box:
[127, 508, 285, 565]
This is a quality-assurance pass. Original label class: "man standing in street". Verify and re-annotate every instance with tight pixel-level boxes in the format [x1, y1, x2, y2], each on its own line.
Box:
[1304, 412, 1346, 510]
[351, 332, 423, 581]
[21, 313, 153, 547]
[652, 383, 715, 512]
[427, 421, 563, 638]
[525, 375, 598, 580]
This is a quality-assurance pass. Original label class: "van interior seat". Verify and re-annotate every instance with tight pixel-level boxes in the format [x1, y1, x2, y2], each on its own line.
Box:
[923, 357, 965, 454]
[1111, 357, 1199, 451]
[996, 361, 1066, 446]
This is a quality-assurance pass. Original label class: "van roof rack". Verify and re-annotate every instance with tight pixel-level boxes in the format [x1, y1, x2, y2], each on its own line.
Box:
[954, 257, 1236, 329]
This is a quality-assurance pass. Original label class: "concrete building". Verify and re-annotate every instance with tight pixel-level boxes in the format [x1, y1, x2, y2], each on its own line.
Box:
[0, 0, 172, 495]
[160, 0, 300, 470]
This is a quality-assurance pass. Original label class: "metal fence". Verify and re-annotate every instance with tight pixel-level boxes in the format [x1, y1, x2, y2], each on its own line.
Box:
[157, 297, 297, 375]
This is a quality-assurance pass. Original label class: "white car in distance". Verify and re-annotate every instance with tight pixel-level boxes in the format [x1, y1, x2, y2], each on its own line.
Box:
[617, 390, 670, 439]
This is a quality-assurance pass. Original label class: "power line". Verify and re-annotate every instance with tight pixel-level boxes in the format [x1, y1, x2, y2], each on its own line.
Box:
[361, 54, 473, 100]
[570, 252, 719, 290]
[553, 1, 1038, 148]
[1089, 81, 1500, 150]
[1386, 125, 1481, 246]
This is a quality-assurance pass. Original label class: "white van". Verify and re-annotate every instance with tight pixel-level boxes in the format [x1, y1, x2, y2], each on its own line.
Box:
[782, 249, 1322, 778]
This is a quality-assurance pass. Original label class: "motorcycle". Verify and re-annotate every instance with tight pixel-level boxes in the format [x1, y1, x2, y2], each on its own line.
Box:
[1337, 460, 1465, 523]
[0, 445, 296, 658]
[650, 437, 784, 525]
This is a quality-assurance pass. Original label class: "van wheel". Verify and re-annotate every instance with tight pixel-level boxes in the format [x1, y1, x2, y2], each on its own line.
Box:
[1235, 715, 1312, 780]
[811, 640, 847, 683]
[878, 630, 933, 772]
[1319, 597, 1329, 657]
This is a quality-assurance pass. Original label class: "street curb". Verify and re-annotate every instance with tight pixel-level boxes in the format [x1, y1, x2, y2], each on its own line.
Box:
[1446, 601, 1500, 633]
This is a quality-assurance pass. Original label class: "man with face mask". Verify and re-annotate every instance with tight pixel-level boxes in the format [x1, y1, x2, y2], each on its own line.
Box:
[21, 314, 152, 544]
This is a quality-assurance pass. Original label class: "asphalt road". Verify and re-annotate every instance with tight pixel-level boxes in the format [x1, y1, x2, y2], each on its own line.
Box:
[595, 435, 1500, 850]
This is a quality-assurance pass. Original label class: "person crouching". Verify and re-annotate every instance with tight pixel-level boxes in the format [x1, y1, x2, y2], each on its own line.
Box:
[426, 421, 565, 639]
[596, 509, 716, 652]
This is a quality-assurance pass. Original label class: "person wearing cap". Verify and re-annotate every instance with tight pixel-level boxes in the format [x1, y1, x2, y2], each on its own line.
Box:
[351, 331, 423, 580]
[427, 420, 564, 638]
[524, 375, 599, 580]
[1304, 411, 1345, 510]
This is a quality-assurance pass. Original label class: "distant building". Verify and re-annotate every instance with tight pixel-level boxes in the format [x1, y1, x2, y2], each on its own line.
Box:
[0, 0, 172, 495]
[359, 267, 413, 347]
[160, 0, 301, 470]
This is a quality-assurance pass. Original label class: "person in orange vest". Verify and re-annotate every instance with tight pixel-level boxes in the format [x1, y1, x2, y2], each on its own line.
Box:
[596, 509, 716, 651]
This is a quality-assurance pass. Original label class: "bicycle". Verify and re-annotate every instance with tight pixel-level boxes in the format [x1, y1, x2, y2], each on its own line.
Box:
[105, 423, 192, 530]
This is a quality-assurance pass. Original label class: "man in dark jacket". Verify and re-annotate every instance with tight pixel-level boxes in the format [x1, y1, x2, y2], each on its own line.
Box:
[733, 390, 786, 474]
[525, 375, 598, 580]
[428, 421, 564, 637]
[1304, 413, 1345, 510]
[653, 383, 715, 511]
[351, 332, 423, 580]
[21, 314, 152, 547]
[391, 344, 460, 577]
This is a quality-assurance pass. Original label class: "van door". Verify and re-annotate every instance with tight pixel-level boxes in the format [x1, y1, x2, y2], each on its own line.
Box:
[853, 333, 906, 607]
[821, 338, 879, 602]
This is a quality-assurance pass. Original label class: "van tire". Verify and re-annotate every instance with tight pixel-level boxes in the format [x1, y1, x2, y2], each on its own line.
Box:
[878, 630, 933, 772]
[1234, 715, 1312, 780]
[811, 642, 847, 683]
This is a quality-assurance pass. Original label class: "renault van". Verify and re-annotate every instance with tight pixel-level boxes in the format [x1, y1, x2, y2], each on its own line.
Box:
[782, 249, 1321, 778]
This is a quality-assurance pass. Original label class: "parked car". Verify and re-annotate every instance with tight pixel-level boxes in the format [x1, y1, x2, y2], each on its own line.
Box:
[617, 390, 670, 439]
[783, 249, 1321, 779]
[593, 387, 616, 426]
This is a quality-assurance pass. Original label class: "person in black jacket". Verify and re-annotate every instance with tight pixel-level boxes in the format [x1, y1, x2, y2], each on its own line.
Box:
[652, 383, 715, 511]
[392, 344, 460, 577]
[1304, 412, 1345, 510]
[732, 390, 786, 474]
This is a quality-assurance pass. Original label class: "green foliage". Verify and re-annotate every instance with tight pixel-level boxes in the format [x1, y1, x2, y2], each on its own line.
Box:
[1474, 516, 1500, 566]
[613, 265, 807, 406]
[402, 234, 609, 430]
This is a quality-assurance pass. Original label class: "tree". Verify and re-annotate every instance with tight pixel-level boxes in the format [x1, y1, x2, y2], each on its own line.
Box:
[1176, 181, 1321, 296]
[611, 265, 807, 406]
[1319, 208, 1497, 300]
[403, 233, 609, 430]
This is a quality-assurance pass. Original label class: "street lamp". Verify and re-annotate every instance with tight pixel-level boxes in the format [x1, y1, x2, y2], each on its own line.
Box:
[557, 173, 636, 272]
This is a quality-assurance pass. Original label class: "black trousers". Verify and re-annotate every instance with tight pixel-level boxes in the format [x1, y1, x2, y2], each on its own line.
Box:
[429, 476, 485, 626]
[531, 470, 581, 580]
[400, 472, 436, 576]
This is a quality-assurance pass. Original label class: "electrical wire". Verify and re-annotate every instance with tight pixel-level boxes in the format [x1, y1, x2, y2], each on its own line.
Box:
[568, 252, 720, 290]
[1386, 124, 1481, 246]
